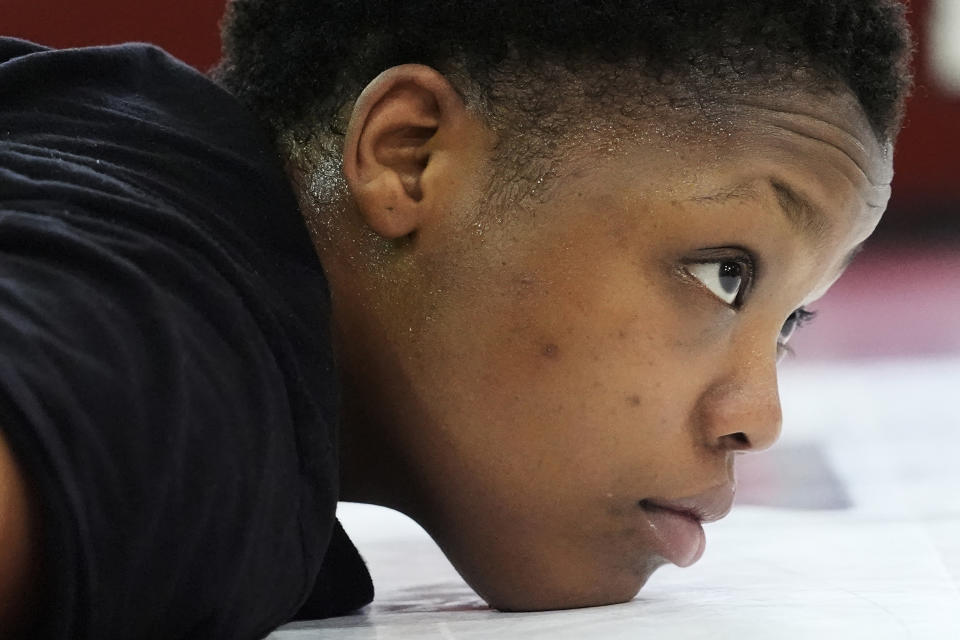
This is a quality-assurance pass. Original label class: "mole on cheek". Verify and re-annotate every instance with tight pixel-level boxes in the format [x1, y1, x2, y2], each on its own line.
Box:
[626, 394, 641, 407]
[540, 343, 560, 358]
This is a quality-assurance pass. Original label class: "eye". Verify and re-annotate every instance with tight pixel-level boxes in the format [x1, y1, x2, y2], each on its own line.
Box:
[777, 308, 818, 361]
[778, 307, 818, 346]
[686, 260, 751, 307]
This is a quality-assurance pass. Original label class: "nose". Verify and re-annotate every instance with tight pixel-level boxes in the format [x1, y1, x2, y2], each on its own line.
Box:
[696, 348, 783, 453]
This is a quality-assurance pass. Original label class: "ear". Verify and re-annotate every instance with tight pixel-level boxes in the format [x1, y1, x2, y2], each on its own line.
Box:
[343, 64, 473, 241]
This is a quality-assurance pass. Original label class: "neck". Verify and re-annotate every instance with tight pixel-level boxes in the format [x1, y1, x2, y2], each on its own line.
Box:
[330, 298, 421, 518]
[319, 241, 434, 521]
[336, 376, 406, 509]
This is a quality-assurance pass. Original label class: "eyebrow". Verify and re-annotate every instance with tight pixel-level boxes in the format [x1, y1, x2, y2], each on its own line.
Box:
[690, 179, 830, 243]
[691, 180, 868, 278]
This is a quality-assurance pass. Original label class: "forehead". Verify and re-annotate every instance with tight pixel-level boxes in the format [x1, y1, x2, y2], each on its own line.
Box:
[576, 85, 892, 223]
[524, 86, 892, 289]
[551, 80, 890, 181]
[719, 86, 894, 195]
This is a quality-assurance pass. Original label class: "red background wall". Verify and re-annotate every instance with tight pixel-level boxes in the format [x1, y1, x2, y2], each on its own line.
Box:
[1, 0, 225, 71]
[3, 0, 958, 235]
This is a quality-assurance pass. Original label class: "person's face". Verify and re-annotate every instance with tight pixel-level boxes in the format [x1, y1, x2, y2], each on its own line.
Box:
[327, 75, 892, 611]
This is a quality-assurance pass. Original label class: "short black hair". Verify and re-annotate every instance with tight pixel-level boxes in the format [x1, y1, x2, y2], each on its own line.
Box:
[216, 0, 912, 148]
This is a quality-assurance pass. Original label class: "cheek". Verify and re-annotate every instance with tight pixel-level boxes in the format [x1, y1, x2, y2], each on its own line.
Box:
[432, 275, 712, 607]
[461, 256, 709, 498]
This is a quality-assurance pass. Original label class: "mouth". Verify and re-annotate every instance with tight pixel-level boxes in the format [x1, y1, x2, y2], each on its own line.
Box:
[638, 500, 706, 568]
[640, 500, 703, 523]
[638, 483, 736, 568]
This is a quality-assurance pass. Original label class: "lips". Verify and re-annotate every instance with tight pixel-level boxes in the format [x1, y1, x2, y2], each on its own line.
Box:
[639, 482, 736, 568]
[642, 482, 736, 524]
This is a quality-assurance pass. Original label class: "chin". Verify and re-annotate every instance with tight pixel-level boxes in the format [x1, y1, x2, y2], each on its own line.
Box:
[478, 555, 664, 613]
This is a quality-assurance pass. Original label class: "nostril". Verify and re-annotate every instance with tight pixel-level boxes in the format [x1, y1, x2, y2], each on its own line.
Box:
[725, 432, 751, 450]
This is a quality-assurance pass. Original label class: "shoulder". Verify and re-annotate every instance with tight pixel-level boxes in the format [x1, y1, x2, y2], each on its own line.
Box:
[0, 36, 308, 272]
[0, 35, 276, 177]
[0, 39, 345, 637]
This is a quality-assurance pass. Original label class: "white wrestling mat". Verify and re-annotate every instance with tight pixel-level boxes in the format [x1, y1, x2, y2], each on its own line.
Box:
[269, 357, 960, 639]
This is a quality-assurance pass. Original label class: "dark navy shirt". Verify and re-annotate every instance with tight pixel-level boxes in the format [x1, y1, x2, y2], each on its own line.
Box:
[0, 37, 372, 639]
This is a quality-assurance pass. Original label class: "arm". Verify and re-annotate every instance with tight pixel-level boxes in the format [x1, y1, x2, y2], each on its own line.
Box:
[0, 429, 39, 635]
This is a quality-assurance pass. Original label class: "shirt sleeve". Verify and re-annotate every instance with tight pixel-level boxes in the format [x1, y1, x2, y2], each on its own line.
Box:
[0, 37, 356, 639]
[0, 200, 316, 639]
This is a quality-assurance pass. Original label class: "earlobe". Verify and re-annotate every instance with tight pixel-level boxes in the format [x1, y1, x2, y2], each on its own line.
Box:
[342, 65, 464, 241]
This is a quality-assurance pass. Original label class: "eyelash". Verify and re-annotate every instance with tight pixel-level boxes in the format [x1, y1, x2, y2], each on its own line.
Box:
[792, 308, 818, 327]
[777, 308, 818, 359]
[683, 249, 818, 358]
[729, 257, 755, 309]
